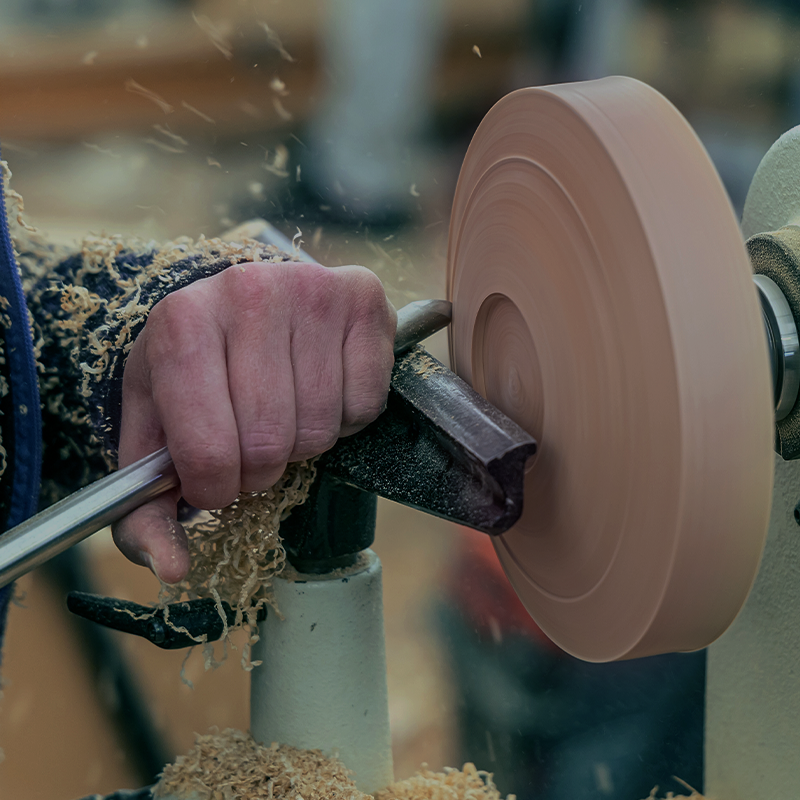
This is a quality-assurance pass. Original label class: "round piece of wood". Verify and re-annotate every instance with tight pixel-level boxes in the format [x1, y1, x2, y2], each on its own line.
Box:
[447, 77, 774, 661]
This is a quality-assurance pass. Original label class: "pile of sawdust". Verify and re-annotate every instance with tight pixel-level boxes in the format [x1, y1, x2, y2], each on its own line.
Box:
[153, 729, 705, 800]
[154, 729, 367, 800]
[153, 729, 513, 800]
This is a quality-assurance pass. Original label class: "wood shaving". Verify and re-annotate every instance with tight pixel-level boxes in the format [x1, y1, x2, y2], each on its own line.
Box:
[273, 98, 293, 122]
[143, 137, 185, 155]
[125, 79, 174, 114]
[472, 45, 482, 58]
[183, 102, 216, 124]
[153, 125, 189, 148]
[239, 101, 263, 119]
[263, 145, 290, 178]
[413, 350, 443, 379]
[193, 12, 233, 60]
[82, 142, 121, 159]
[260, 22, 296, 63]
[270, 77, 288, 96]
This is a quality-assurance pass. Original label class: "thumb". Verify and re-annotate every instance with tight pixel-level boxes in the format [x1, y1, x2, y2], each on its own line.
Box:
[111, 488, 190, 584]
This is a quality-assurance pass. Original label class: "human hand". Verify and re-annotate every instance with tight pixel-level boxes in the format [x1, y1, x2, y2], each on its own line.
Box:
[112, 261, 396, 583]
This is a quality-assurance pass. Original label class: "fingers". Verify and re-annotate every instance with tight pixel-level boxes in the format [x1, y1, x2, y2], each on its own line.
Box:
[142, 288, 241, 510]
[114, 260, 395, 582]
[335, 266, 397, 437]
[288, 267, 345, 461]
[222, 265, 297, 492]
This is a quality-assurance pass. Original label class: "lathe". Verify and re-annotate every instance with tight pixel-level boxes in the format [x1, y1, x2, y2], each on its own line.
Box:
[4, 75, 800, 799]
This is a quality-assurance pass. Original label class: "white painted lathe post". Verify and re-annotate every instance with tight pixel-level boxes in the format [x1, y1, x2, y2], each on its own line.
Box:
[250, 550, 394, 795]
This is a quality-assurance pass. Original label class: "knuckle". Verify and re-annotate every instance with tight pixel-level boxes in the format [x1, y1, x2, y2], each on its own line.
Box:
[342, 396, 386, 428]
[293, 424, 339, 457]
[347, 272, 393, 329]
[240, 425, 295, 468]
[292, 265, 337, 320]
[173, 437, 238, 486]
[142, 291, 208, 365]
[219, 263, 275, 313]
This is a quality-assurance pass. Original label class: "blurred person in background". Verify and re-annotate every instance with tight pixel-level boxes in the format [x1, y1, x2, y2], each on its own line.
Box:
[288, 0, 444, 228]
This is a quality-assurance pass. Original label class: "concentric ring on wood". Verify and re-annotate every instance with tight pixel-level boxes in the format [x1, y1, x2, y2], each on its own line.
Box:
[447, 76, 774, 661]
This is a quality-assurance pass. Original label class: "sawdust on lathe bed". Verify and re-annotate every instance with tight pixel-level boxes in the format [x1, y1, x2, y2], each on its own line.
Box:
[152, 728, 704, 800]
[153, 728, 514, 800]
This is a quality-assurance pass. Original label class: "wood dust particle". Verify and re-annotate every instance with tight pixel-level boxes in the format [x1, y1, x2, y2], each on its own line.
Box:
[409, 184, 420, 197]
[273, 97, 293, 121]
[263, 145, 290, 178]
[270, 77, 288, 96]
[182, 101, 216, 124]
[296, 165, 302, 182]
[193, 12, 233, 60]
[142, 137, 184, 155]
[239, 100, 263, 119]
[414, 351, 442, 379]
[260, 21, 296, 62]
[83, 142, 121, 159]
[472, 45, 482, 58]
[153, 125, 188, 148]
[125, 79, 174, 114]
[82, 50, 98, 65]
[207, 157, 222, 168]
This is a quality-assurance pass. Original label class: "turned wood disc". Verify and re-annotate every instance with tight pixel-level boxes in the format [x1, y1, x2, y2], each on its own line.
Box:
[447, 76, 774, 661]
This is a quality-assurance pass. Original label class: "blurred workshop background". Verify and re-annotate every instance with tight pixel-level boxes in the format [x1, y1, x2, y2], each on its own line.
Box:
[0, 1, 797, 798]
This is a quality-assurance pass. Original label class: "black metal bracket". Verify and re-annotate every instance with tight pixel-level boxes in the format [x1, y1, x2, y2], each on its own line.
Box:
[66, 592, 265, 649]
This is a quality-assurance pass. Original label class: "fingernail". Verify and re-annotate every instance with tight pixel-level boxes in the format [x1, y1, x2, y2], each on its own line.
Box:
[139, 550, 159, 579]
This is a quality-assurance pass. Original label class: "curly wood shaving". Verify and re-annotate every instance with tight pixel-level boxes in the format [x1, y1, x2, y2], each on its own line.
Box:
[159, 459, 318, 671]
[376, 764, 512, 800]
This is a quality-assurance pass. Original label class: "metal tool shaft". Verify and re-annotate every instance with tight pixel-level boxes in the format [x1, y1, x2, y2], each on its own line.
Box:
[0, 298, 451, 589]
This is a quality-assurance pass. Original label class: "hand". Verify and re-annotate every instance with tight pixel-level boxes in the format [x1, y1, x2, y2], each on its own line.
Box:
[112, 261, 396, 583]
